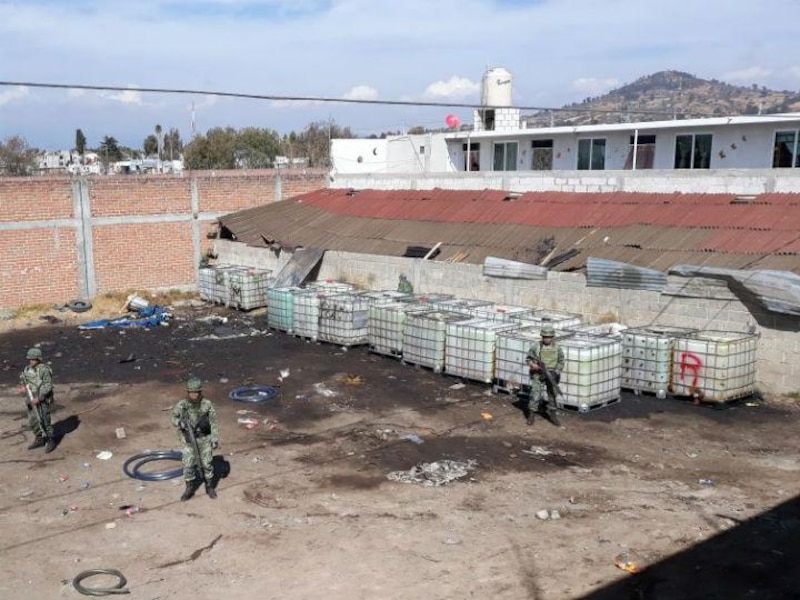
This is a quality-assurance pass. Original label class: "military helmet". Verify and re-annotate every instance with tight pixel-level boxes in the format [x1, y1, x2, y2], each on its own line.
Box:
[26, 347, 43, 360]
[541, 325, 556, 337]
[185, 377, 203, 392]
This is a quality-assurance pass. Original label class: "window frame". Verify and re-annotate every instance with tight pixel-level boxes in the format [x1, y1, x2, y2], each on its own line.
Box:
[492, 141, 518, 172]
[674, 133, 713, 169]
[577, 138, 606, 171]
[531, 139, 554, 171]
[772, 130, 799, 168]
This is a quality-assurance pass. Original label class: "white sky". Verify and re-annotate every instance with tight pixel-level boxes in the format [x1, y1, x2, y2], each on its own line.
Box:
[1, 0, 798, 150]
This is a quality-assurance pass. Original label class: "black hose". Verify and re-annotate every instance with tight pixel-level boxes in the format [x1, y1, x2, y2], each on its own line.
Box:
[72, 569, 129, 596]
[122, 450, 183, 481]
[229, 385, 278, 403]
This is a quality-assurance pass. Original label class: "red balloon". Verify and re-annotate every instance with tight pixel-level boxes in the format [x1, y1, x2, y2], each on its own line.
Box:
[445, 114, 460, 129]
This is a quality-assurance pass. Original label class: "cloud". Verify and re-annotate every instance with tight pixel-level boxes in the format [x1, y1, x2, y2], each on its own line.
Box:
[67, 88, 86, 98]
[422, 76, 480, 101]
[99, 87, 144, 105]
[571, 77, 620, 96]
[721, 66, 772, 83]
[0, 85, 29, 107]
[342, 85, 378, 101]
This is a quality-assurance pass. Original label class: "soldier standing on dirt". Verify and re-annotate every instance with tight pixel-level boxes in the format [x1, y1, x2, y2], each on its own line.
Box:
[526, 325, 565, 426]
[19, 347, 57, 453]
[170, 377, 220, 501]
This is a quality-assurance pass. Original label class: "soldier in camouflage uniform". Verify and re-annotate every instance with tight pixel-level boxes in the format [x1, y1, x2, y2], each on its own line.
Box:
[19, 347, 56, 453]
[170, 377, 220, 501]
[397, 274, 414, 294]
[525, 325, 565, 426]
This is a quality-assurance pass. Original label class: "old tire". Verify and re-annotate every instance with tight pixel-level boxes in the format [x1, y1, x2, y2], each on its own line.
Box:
[67, 300, 93, 313]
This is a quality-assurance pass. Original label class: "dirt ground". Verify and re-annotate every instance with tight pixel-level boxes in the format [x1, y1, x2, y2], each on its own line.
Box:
[0, 302, 798, 600]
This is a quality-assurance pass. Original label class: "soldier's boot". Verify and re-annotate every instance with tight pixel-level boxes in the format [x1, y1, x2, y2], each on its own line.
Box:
[44, 437, 56, 453]
[27, 437, 46, 450]
[205, 483, 217, 499]
[548, 410, 561, 427]
[180, 480, 198, 501]
[526, 411, 535, 426]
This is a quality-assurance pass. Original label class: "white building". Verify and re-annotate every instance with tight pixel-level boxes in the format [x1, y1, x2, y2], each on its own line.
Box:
[332, 67, 800, 178]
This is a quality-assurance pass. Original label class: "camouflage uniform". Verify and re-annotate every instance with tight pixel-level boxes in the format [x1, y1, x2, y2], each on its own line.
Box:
[19, 348, 56, 451]
[397, 275, 414, 294]
[170, 378, 219, 500]
[526, 333, 565, 424]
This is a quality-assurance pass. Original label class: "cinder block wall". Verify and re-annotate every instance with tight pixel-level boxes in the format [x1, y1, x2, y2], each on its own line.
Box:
[214, 242, 799, 395]
[0, 170, 327, 308]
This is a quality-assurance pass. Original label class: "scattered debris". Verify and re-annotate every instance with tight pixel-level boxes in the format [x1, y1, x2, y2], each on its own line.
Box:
[118, 354, 137, 364]
[550, 510, 561, 520]
[480, 412, 494, 421]
[115, 428, 126, 439]
[522, 446, 552, 456]
[614, 550, 641, 574]
[340, 374, 364, 386]
[237, 417, 259, 429]
[699, 478, 714, 485]
[58, 474, 69, 482]
[449, 383, 466, 390]
[535, 510, 550, 520]
[401, 434, 424, 445]
[387, 459, 478, 487]
[104, 522, 117, 530]
[278, 368, 290, 382]
[312, 382, 338, 397]
[96, 451, 113, 460]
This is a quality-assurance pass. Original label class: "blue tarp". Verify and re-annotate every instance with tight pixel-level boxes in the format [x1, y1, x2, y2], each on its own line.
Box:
[78, 306, 171, 330]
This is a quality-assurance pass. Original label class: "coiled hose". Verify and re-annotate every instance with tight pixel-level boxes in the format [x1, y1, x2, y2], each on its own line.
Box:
[229, 385, 278, 403]
[122, 450, 183, 481]
[72, 569, 129, 596]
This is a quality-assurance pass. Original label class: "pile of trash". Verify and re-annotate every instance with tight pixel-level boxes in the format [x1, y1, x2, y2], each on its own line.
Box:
[387, 459, 477, 487]
[78, 305, 171, 330]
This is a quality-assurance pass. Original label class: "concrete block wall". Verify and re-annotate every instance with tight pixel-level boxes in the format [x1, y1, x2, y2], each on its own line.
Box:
[213, 243, 798, 394]
[331, 169, 800, 195]
[0, 170, 327, 308]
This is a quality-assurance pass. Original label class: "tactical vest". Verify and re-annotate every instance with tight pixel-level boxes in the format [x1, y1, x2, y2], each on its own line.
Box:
[21, 364, 53, 399]
[534, 342, 561, 369]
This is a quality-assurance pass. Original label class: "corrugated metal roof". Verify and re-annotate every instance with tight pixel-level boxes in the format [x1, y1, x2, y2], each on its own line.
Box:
[217, 189, 800, 274]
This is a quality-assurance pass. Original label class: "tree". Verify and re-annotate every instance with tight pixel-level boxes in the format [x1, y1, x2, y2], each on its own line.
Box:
[0, 135, 37, 176]
[75, 129, 87, 157]
[163, 128, 183, 160]
[286, 120, 354, 167]
[183, 127, 280, 170]
[155, 124, 163, 160]
[143, 134, 158, 156]
[98, 135, 123, 166]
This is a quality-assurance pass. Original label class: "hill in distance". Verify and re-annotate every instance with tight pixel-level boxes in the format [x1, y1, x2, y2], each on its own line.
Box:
[524, 70, 800, 127]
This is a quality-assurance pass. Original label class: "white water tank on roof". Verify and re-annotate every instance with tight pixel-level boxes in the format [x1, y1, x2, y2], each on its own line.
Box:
[481, 67, 513, 107]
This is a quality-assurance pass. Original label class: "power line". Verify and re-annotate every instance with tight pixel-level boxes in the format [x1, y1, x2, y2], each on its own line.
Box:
[0, 79, 691, 118]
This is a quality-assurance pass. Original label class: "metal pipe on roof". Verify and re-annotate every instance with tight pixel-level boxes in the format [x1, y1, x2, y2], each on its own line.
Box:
[632, 129, 639, 171]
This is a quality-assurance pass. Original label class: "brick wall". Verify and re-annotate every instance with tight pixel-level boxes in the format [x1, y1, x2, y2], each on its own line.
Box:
[0, 170, 327, 308]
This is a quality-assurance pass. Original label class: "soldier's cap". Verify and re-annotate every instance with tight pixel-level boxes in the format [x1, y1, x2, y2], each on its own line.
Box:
[540, 325, 556, 337]
[26, 347, 43, 360]
[185, 377, 203, 392]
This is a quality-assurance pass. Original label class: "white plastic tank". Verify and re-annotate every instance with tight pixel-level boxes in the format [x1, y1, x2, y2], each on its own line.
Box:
[515, 309, 582, 331]
[670, 331, 758, 403]
[304, 280, 356, 294]
[470, 303, 535, 322]
[402, 310, 472, 373]
[559, 335, 623, 412]
[368, 301, 430, 357]
[318, 293, 371, 347]
[225, 267, 274, 311]
[621, 325, 697, 396]
[481, 67, 513, 107]
[445, 318, 519, 383]
[267, 286, 303, 332]
[434, 298, 495, 313]
[292, 288, 349, 341]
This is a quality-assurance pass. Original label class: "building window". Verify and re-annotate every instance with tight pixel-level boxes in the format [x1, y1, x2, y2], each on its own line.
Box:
[419, 146, 425, 155]
[493, 142, 518, 171]
[462, 142, 480, 171]
[773, 131, 799, 168]
[577, 138, 606, 170]
[624, 134, 656, 169]
[674, 134, 712, 169]
[531, 139, 553, 170]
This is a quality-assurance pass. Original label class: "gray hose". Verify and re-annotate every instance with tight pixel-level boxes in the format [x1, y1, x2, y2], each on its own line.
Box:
[122, 450, 183, 481]
[72, 569, 129, 596]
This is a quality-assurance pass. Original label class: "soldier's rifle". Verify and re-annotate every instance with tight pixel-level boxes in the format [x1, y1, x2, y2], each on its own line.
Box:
[179, 409, 212, 488]
[23, 383, 47, 435]
[532, 356, 565, 405]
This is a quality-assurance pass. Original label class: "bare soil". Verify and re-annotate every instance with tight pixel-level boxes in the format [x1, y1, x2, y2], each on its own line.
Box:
[0, 304, 798, 600]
